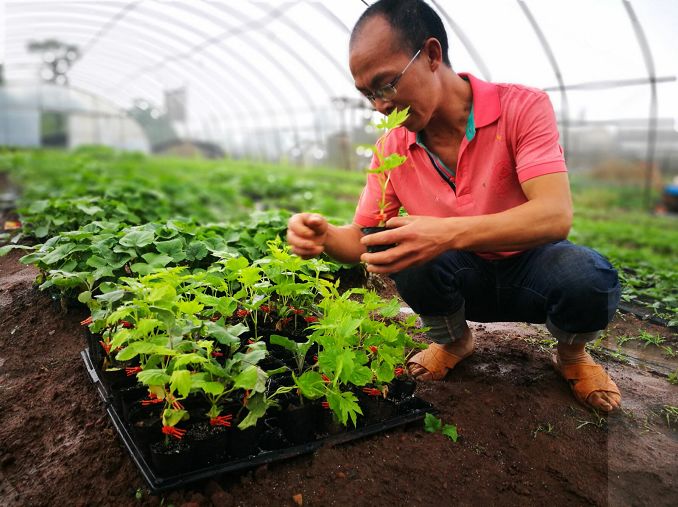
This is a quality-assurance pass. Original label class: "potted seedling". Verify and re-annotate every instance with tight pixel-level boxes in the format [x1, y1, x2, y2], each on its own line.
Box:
[361, 107, 410, 253]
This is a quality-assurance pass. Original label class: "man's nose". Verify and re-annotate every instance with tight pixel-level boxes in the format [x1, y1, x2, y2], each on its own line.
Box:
[373, 97, 394, 116]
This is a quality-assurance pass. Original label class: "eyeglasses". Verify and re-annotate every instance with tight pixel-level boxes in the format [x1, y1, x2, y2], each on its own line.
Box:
[362, 48, 421, 104]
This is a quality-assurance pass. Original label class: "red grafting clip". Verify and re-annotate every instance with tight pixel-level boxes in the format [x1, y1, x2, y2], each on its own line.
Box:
[236, 309, 250, 318]
[321, 374, 331, 383]
[260, 305, 271, 314]
[80, 316, 93, 326]
[369, 346, 378, 354]
[304, 315, 318, 323]
[362, 387, 382, 397]
[210, 415, 233, 427]
[211, 350, 224, 357]
[141, 397, 163, 406]
[120, 320, 134, 329]
[321, 401, 330, 409]
[125, 366, 142, 377]
[394, 367, 405, 377]
[161, 426, 186, 439]
[98, 340, 111, 355]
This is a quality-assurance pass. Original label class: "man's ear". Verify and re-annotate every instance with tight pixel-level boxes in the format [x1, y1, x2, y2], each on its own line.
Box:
[424, 38, 442, 72]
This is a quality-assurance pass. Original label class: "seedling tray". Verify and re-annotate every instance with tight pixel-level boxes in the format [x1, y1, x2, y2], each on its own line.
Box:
[81, 348, 434, 493]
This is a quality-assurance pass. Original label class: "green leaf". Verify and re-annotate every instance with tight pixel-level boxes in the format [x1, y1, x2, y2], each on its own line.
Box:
[173, 353, 207, 369]
[119, 229, 155, 248]
[162, 408, 188, 427]
[186, 240, 208, 260]
[442, 424, 458, 442]
[326, 389, 362, 427]
[233, 366, 258, 391]
[349, 365, 373, 386]
[294, 371, 326, 399]
[269, 334, 297, 353]
[137, 368, 170, 387]
[424, 413, 442, 433]
[77, 291, 93, 304]
[379, 297, 401, 318]
[237, 393, 269, 430]
[195, 380, 225, 396]
[170, 369, 192, 398]
[178, 299, 204, 315]
[76, 203, 103, 215]
[141, 252, 173, 268]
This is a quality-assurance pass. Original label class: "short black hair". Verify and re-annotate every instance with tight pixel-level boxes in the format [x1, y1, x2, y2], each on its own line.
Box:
[351, 0, 451, 67]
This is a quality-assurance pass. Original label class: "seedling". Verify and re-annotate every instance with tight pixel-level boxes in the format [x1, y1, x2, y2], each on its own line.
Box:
[362, 108, 410, 226]
[637, 330, 665, 348]
[532, 422, 557, 438]
[575, 409, 607, 430]
[660, 405, 678, 428]
[424, 413, 458, 442]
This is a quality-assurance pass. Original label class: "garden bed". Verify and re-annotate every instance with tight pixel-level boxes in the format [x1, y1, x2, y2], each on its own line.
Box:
[1, 249, 676, 506]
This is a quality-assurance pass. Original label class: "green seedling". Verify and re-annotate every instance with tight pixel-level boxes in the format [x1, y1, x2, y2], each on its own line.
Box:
[660, 405, 678, 428]
[424, 413, 458, 442]
[361, 108, 410, 226]
[532, 422, 557, 438]
[637, 330, 665, 348]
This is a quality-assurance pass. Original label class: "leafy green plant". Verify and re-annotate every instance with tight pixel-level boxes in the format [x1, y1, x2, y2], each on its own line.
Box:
[362, 108, 410, 226]
[424, 413, 458, 442]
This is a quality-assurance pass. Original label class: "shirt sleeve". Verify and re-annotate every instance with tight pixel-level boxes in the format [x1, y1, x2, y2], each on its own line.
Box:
[514, 92, 568, 183]
[353, 153, 402, 227]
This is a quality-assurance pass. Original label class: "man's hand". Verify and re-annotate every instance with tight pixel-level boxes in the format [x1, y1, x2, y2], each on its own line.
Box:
[360, 215, 457, 273]
[286, 213, 329, 259]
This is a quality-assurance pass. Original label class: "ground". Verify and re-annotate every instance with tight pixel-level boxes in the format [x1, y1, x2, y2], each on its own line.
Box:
[0, 250, 676, 506]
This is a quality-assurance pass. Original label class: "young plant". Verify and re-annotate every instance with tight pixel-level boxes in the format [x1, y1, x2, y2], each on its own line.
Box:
[363, 107, 410, 226]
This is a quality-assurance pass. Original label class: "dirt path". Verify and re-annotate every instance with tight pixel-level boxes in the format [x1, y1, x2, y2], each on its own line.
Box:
[0, 251, 676, 506]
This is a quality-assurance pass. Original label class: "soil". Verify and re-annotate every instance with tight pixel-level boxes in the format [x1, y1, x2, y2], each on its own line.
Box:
[1, 250, 677, 506]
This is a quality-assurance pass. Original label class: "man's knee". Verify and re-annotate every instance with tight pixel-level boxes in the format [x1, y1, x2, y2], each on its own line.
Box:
[547, 245, 621, 331]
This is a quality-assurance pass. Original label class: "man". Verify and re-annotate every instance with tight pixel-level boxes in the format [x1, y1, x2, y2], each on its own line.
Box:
[287, 0, 621, 412]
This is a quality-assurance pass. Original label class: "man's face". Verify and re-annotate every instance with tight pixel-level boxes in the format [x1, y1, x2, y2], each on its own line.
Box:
[349, 16, 432, 131]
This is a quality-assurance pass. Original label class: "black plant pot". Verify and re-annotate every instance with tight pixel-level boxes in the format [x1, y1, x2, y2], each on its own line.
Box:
[186, 420, 230, 468]
[278, 402, 318, 445]
[259, 418, 290, 451]
[361, 226, 396, 253]
[226, 423, 263, 459]
[388, 378, 416, 401]
[150, 438, 193, 475]
[113, 383, 147, 421]
[128, 403, 163, 451]
[356, 390, 396, 426]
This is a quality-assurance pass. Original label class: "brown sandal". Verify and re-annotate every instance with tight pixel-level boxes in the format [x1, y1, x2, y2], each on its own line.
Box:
[552, 356, 621, 410]
[407, 343, 471, 381]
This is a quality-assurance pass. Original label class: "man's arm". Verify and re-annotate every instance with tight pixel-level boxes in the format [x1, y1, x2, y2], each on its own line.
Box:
[360, 172, 573, 273]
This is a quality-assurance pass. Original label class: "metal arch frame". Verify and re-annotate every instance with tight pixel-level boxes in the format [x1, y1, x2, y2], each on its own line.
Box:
[2, 23, 250, 145]
[430, 0, 492, 80]
[75, 0, 141, 57]
[517, 0, 570, 158]
[102, 3, 311, 110]
[5, 9, 279, 128]
[93, 1, 307, 147]
[105, 1, 331, 146]
[622, 0, 659, 211]
[207, 1, 353, 88]
[4, 8, 294, 153]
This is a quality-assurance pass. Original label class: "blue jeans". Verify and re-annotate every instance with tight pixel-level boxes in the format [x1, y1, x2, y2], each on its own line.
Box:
[390, 240, 621, 345]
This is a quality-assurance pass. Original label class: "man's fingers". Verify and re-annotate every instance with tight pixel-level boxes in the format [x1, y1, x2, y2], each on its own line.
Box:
[287, 231, 323, 252]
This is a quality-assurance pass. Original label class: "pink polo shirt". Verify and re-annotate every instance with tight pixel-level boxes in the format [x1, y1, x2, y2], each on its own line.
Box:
[353, 73, 567, 260]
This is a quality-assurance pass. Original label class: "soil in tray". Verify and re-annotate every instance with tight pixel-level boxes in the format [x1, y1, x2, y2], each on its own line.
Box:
[2, 249, 677, 506]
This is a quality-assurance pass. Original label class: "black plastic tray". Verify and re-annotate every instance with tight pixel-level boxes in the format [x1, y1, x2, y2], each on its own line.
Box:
[81, 348, 434, 492]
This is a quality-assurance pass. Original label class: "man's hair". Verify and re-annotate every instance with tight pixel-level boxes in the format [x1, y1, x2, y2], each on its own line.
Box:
[351, 0, 451, 67]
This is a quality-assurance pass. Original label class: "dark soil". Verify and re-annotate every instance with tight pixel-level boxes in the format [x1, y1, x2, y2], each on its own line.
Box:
[1, 250, 676, 506]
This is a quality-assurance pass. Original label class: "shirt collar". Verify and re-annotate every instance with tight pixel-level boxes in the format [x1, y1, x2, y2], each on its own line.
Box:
[406, 72, 500, 148]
